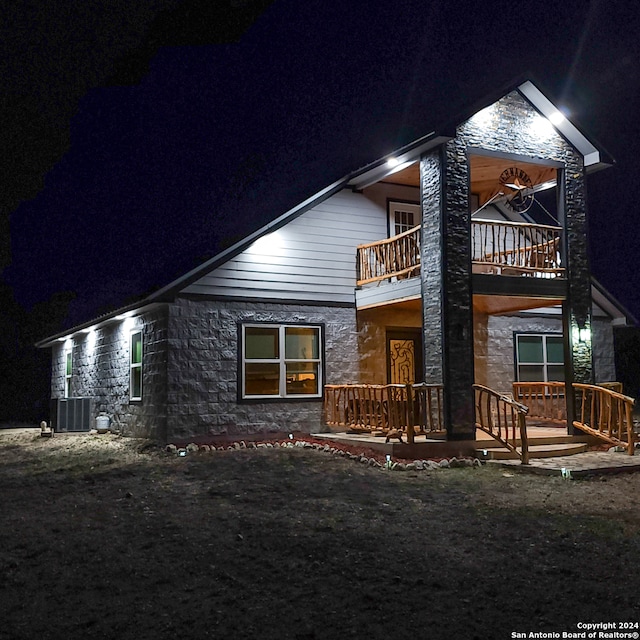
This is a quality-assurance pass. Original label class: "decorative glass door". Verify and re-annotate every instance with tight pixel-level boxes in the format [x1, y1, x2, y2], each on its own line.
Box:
[386, 330, 423, 384]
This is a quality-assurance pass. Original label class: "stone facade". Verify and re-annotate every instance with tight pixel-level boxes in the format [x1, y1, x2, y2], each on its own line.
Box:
[474, 313, 616, 396]
[164, 297, 360, 440]
[51, 307, 168, 438]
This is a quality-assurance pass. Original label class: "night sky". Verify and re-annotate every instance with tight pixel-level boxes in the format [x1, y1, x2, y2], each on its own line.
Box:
[2, 0, 640, 329]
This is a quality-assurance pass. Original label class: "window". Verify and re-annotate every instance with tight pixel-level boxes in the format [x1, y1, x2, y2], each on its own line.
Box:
[388, 201, 420, 237]
[515, 334, 564, 382]
[242, 324, 322, 399]
[130, 330, 143, 401]
[65, 349, 72, 398]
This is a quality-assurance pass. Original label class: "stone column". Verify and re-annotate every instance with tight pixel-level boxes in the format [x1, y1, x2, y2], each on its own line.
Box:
[420, 144, 476, 440]
[558, 164, 594, 433]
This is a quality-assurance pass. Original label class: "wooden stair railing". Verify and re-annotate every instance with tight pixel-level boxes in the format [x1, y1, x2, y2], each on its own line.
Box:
[573, 384, 636, 455]
[323, 383, 444, 443]
[474, 384, 529, 464]
[513, 381, 635, 455]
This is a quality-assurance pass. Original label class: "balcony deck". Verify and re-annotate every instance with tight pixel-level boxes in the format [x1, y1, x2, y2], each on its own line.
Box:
[355, 219, 565, 309]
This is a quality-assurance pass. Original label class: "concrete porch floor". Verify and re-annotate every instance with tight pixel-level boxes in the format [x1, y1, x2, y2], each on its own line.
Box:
[313, 426, 640, 476]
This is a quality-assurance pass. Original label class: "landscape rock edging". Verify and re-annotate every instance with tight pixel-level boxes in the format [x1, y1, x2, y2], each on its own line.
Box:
[163, 438, 483, 471]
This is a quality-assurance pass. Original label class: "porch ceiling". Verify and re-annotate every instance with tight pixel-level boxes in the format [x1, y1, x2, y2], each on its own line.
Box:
[473, 294, 563, 315]
[380, 162, 420, 187]
[379, 156, 559, 206]
[358, 294, 562, 316]
[470, 155, 558, 207]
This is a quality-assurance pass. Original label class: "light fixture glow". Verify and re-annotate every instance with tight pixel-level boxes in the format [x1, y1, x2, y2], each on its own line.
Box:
[530, 113, 555, 138]
[470, 105, 494, 128]
[548, 110, 566, 125]
[386, 157, 400, 168]
[249, 230, 283, 256]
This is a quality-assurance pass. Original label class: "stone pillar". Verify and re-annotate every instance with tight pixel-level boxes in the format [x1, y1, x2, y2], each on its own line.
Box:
[558, 164, 594, 433]
[420, 144, 476, 440]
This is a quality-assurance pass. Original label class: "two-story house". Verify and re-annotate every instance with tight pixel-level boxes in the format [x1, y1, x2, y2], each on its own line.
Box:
[37, 79, 634, 447]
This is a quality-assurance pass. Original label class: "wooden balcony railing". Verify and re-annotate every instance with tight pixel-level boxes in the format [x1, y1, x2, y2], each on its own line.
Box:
[355, 221, 564, 286]
[513, 381, 635, 454]
[474, 384, 529, 464]
[356, 226, 421, 285]
[472, 220, 564, 277]
[323, 383, 444, 443]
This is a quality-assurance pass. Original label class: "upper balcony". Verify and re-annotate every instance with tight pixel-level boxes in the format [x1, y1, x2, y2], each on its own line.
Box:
[355, 219, 566, 310]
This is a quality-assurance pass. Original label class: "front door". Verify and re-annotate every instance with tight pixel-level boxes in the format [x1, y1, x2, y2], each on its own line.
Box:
[386, 329, 423, 384]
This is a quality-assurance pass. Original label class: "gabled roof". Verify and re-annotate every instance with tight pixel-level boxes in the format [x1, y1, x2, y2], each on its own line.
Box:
[37, 78, 617, 347]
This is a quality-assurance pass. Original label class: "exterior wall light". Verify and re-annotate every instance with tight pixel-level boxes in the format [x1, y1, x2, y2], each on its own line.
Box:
[572, 325, 591, 344]
[578, 327, 591, 343]
[386, 157, 400, 168]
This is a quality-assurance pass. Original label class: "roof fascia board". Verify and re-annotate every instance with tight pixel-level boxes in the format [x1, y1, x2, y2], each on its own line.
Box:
[590, 278, 637, 326]
[517, 80, 608, 171]
[347, 133, 452, 190]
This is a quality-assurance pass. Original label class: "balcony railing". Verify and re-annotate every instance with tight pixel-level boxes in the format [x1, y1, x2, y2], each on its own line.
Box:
[356, 226, 421, 285]
[355, 221, 564, 286]
[472, 220, 563, 277]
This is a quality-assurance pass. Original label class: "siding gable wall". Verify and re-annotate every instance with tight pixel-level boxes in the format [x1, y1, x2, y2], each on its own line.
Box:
[182, 184, 419, 303]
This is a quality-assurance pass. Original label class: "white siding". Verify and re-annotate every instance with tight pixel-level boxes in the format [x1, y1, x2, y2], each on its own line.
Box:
[182, 185, 419, 303]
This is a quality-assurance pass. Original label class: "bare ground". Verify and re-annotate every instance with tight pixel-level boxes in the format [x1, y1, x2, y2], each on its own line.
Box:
[1, 431, 640, 640]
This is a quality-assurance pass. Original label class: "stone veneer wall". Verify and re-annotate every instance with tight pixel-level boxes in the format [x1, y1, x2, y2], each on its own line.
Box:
[473, 314, 616, 395]
[420, 89, 595, 438]
[457, 90, 594, 385]
[50, 307, 168, 438]
[165, 297, 360, 441]
[356, 306, 423, 383]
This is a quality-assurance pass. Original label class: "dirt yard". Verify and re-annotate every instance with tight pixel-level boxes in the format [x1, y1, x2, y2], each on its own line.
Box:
[1, 430, 639, 640]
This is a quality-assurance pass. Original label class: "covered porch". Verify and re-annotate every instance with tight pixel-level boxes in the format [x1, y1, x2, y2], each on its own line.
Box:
[322, 381, 636, 462]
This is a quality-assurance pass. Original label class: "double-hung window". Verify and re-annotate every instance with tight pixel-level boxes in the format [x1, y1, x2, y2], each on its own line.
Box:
[130, 330, 143, 401]
[515, 333, 564, 382]
[242, 324, 322, 399]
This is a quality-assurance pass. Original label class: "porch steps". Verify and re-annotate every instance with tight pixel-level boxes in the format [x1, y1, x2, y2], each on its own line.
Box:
[476, 435, 596, 461]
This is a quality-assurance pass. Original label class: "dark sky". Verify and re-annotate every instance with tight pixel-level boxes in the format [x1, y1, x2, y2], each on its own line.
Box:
[2, 0, 640, 328]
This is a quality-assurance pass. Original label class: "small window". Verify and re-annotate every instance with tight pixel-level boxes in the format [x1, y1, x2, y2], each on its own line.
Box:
[130, 330, 143, 401]
[388, 201, 420, 237]
[242, 324, 322, 399]
[515, 334, 564, 382]
[65, 349, 72, 398]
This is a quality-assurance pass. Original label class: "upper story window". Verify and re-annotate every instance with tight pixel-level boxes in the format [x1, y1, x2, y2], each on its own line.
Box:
[515, 333, 564, 382]
[130, 330, 143, 401]
[388, 201, 420, 237]
[242, 324, 323, 399]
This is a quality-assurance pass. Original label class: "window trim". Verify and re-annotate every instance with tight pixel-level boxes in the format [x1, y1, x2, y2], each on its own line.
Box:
[239, 322, 324, 402]
[130, 329, 143, 402]
[514, 332, 565, 383]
